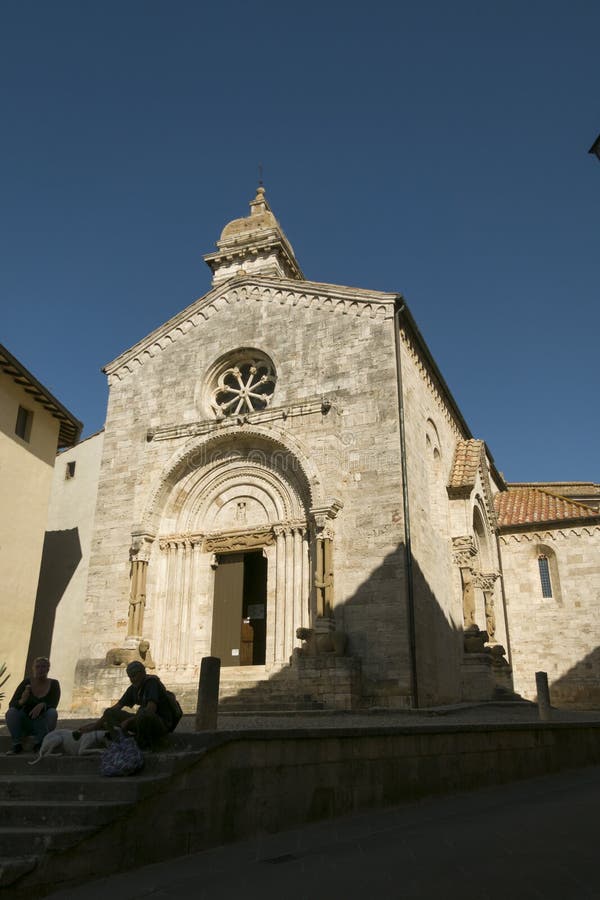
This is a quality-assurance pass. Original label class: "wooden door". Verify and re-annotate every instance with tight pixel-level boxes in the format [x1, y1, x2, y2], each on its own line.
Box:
[211, 553, 244, 666]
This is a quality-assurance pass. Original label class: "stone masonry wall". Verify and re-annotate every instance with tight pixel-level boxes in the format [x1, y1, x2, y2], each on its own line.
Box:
[77, 280, 412, 707]
[500, 526, 600, 707]
[397, 326, 466, 704]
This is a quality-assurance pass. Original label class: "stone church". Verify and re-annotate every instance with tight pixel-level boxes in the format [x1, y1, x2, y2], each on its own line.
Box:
[35, 187, 600, 715]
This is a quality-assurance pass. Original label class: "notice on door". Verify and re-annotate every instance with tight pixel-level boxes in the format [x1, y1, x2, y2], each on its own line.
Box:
[247, 603, 265, 619]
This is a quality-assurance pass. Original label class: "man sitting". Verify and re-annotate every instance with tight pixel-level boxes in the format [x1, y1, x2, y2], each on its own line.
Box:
[81, 661, 173, 750]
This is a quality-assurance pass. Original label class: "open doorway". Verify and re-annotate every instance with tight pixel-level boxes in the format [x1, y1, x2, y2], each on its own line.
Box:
[211, 550, 267, 666]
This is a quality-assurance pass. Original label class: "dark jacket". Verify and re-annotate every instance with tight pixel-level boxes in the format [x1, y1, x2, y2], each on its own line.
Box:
[9, 678, 61, 714]
[117, 675, 173, 730]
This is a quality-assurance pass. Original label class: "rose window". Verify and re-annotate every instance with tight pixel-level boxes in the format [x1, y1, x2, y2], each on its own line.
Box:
[210, 358, 276, 417]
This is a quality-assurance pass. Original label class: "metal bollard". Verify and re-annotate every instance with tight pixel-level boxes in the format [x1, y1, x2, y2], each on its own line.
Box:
[535, 671, 552, 721]
[195, 656, 221, 731]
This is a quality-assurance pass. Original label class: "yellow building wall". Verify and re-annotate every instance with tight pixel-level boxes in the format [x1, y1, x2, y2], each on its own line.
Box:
[0, 375, 59, 702]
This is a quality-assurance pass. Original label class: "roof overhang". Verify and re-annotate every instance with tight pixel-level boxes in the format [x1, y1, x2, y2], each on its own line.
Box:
[0, 344, 83, 449]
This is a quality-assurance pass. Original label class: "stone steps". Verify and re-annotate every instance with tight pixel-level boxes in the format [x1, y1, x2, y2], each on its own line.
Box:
[0, 824, 101, 858]
[0, 773, 170, 802]
[1, 799, 133, 828]
[0, 744, 206, 894]
[217, 670, 323, 711]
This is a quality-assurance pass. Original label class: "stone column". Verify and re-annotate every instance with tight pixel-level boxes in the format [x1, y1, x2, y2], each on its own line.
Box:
[293, 526, 304, 641]
[301, 529, 310, 630]
[474, 571, 501, 645]
[274, 525, 287, 663]
[309, 500, 343, 631]
[452, 535, 479, 630]
[127, 531, 155, 644]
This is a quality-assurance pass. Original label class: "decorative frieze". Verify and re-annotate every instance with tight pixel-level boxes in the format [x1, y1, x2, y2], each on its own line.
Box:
[146, 396, 337, 443]
[204, 528, 276, 554]
[499, 525, 600, 545]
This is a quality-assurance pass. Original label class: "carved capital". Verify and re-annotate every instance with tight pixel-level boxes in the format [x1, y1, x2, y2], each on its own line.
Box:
[129, 529, 155, 563]
[473, 571, 501, 593]
[310, 498, 343, 533]
[452, 535, 478, 569]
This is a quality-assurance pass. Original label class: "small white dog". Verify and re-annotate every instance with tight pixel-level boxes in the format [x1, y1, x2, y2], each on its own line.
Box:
[28, 729, 112, 766]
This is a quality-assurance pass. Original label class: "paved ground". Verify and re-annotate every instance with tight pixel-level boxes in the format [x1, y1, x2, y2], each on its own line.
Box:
[3, 699, 598, 738]
[5, 702, 600, 899]
[45, 763, 600, 899]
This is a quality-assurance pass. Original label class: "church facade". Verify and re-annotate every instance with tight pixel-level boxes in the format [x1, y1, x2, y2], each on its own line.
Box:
[41, 188, 599, 714]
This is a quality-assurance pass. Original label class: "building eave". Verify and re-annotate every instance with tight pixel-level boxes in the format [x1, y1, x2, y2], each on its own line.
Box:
[395, 302, 506, 490]
[0, 343, 83, 449]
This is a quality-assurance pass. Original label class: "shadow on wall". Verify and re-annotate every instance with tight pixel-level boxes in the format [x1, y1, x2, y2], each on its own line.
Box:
[550, 646, 600, 710]
[26, 529, 82, 676]
[218, 543, 464, 710]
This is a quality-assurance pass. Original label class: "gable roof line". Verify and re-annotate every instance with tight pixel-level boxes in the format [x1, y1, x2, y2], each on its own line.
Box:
[103, 275, 398, 377]
[395, 303, 505, 491]
[0, 343, 82, 449]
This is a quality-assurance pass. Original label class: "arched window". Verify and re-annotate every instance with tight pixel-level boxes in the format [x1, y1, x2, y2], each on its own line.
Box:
[424, 419, 447, 530]
[534, 544, 561, 603]
[537, 555, 553, 598]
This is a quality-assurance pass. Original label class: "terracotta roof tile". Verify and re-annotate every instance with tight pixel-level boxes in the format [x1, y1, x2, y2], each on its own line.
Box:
[448, 440, 485, 490]
[494, 488, 599, 528]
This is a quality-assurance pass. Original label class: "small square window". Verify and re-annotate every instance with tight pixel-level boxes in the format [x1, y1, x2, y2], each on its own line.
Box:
[65, 460, 76, 479]
[15, 406, 33, 442]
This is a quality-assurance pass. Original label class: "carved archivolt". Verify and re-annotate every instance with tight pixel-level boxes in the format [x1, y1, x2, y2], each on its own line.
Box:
[140, 424, 325, 535]
[105, 278, 395, 384]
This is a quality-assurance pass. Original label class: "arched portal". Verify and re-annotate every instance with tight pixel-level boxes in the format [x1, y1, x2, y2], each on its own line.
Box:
[143, 433, 317, 676]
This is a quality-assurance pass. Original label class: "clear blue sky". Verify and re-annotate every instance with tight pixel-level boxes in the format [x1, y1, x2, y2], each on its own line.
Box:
[1, 1, 598, 483]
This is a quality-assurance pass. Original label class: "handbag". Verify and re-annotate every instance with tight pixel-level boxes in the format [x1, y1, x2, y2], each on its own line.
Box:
[99, 729, 144, 777]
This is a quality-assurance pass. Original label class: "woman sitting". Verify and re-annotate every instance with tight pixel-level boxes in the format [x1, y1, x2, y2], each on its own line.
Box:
[5, 656, 60, 755]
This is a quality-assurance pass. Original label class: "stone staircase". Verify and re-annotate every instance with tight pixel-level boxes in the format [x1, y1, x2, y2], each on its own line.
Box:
[216, 665, 324, 711]
[0, 731, 205, 897]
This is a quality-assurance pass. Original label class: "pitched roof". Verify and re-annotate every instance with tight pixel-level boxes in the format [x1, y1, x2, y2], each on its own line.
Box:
[494, 487, 600, 529]
[448, 439, 485, 492]
[0, 343, 82, 449]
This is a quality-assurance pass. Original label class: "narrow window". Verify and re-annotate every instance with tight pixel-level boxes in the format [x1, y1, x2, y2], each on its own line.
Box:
[15, 406, 33, 442]
[538, 555, 553, 598]
[65, 460, 76, 479]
